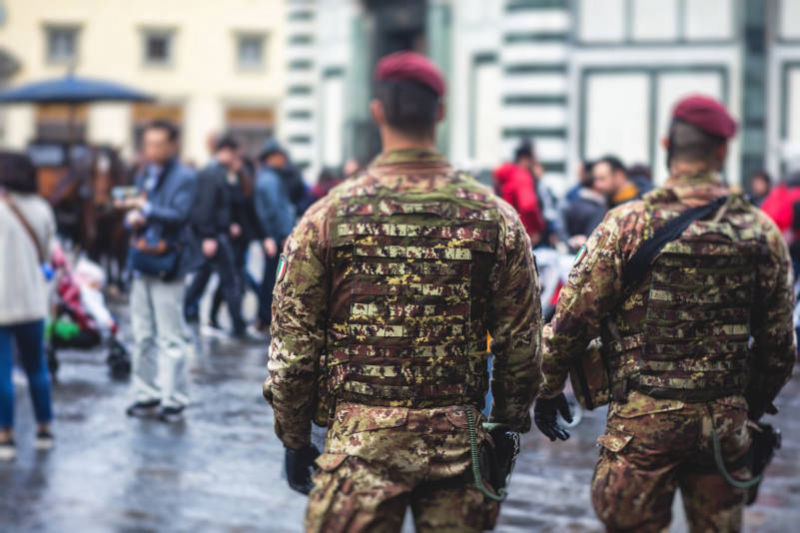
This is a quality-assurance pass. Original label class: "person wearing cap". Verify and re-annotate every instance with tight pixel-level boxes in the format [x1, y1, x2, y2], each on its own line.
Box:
[535, 94, 795, 532]
[262, 50, 542, 532]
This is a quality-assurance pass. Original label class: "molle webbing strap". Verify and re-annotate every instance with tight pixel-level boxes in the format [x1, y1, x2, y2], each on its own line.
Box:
[622, 195, 728, 290]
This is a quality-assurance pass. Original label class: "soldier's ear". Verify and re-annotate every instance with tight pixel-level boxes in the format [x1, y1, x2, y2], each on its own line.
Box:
[714, 142, 728, 167]
[369, 99, 386, 128]
[436, 101, 445, 123]
[661, 136, 669, 151]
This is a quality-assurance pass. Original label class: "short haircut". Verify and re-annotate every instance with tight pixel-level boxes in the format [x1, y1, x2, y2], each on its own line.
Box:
[597, 155, 627, 176]
[144, 119, 179, 142]
[751, 169, 771, 183]
[668, 120, 725, 164]
[514, 140, 534, 163]
[214, 134, 239, 152]
[375, 80, 439, 139]
[0, 151, 37, 194]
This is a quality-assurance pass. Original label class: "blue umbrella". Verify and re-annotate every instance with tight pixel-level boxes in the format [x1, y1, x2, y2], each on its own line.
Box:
[0, 74, 152, 104]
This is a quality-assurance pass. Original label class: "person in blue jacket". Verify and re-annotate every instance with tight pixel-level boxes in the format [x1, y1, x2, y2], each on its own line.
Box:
[253, 140, 296, 332]
[119, 120, 199, 423]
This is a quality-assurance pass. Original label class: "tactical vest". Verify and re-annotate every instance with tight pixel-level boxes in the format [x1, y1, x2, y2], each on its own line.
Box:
[324, 175, 499, 408]
[607, 195, 770, 401]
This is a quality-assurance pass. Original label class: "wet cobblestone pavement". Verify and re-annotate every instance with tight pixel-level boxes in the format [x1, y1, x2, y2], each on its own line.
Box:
[2, 302, 799, 532]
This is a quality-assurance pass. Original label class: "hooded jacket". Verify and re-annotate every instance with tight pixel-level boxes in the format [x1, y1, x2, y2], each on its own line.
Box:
[493, 162, 546, 239]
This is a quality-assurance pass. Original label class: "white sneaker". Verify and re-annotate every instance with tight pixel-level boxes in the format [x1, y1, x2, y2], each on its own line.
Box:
[0, 440, 16, 460]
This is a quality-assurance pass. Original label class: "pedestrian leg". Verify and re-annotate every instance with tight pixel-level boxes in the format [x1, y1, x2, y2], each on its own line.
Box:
[13, 320, 53, 426]
[259, 253, 279, 326]
[152, 279, 190, 408]
[130, 277, 160, 403]
[214, 236, 245, 334]
[0, 326, 15, 431]
[209, 284, 224, 326]
[183, 261, 212, 322]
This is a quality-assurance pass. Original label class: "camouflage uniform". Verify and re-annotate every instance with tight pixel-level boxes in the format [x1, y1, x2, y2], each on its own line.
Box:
[263, 149, 542, 532]
[542, 171, 796, 532]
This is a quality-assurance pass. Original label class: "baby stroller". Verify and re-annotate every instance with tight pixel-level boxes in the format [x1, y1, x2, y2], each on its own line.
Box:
[46, 248, 131, 380]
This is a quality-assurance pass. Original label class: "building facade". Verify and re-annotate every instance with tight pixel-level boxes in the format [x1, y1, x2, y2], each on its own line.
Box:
[282, 0, 800, 188]
[0, 0, 286, 164]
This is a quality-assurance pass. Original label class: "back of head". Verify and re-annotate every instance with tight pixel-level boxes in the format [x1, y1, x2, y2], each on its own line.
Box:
[514, 140, 534, 165]
[374, 79, 440, 140]
[668, 121, 725, 166]
[214, 134, 239, 153]
[0, 151, 37, 194]
[373, 51, 445, 143]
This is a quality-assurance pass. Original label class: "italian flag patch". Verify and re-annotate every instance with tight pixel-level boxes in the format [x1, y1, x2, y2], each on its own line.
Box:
[574, 245, 587, 266]
[277, 255, 288, 282]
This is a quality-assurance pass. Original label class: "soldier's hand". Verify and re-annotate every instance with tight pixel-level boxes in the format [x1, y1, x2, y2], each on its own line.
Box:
[284, 443, 321, 495]
[534, 393, 573, 441]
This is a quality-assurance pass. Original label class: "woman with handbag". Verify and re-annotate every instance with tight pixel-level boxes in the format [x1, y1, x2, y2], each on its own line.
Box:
[0, 152, 57, 460]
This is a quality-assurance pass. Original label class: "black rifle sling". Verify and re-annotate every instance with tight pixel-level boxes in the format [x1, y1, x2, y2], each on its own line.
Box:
[621, 195, 728, 289]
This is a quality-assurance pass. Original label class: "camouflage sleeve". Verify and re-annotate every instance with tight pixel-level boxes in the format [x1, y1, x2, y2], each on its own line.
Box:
[262, 203, 329, 449]
[747, 214, 796, 419]
[487, 207, 542, 433]
[540, 209, 631, 398]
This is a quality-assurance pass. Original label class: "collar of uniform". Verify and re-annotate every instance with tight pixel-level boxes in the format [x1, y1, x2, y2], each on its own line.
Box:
[370, 148, 447, 168]
[664, 170, 721, 188]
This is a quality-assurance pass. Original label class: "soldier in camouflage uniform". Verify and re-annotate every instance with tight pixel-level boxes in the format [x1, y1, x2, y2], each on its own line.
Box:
[536, 95, 796, 532]
[262, 51, 542, 532]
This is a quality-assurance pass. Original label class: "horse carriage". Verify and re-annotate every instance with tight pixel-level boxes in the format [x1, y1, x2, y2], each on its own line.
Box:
[27, 141, 134, 380]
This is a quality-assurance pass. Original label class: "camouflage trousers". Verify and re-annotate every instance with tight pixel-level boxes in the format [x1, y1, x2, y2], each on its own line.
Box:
[305, 402, 500, 533]
[592, 392, 752, 533]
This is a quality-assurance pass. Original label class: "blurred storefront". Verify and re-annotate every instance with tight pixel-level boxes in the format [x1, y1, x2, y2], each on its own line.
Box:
[282, 0, 800, 187]
[0, 0, 286, 164]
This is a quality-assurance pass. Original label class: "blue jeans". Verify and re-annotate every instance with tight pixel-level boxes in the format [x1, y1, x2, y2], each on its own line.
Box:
[0, 320, 53, 429]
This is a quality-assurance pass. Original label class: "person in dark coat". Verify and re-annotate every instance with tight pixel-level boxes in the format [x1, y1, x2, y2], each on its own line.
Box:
[183, 135, 247, 337]
[562, 170, 606, 252]
[208, 154, 260, 328]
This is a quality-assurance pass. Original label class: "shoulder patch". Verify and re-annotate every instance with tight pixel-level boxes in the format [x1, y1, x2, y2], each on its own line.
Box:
[276, 254, 288, 283]
[574, 245, 587, 266]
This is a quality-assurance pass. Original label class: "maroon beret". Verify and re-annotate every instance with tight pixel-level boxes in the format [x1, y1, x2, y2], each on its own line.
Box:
[374, 51, 445, 97]
[672, 95, 737, 139]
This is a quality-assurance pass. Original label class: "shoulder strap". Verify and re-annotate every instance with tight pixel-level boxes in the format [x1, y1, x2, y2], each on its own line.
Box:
[1, 192, 45, 263]
[621, 195, 728, 289]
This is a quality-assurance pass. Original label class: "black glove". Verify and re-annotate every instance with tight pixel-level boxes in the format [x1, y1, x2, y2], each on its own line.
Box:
[534, 393, 573, 441]
[285, 443, 321, 494]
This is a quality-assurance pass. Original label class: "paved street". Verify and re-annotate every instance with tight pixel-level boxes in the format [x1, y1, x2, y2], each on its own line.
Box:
[1, 299, 799, 532]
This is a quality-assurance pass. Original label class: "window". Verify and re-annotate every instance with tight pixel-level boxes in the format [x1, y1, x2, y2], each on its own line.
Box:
[143, 30, 173, 65]
[237, 34, 265, 69]
[46, 26, 79, 63]
[578, 0, 734, 43]
[131, 102, 183, 150]
[35, 104, 88, 142]
[225, 106, 274, 158]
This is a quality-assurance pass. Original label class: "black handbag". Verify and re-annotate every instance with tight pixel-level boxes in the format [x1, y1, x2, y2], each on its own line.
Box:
[130, 235, 181, 280]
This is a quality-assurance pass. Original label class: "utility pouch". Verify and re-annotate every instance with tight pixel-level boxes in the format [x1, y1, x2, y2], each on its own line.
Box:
[745, 423, 782, 505]
[570, 338, 611, 410]
[483, 424, 521, 494]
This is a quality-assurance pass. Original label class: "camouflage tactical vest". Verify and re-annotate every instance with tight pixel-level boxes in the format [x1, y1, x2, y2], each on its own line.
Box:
[324, 173, 499, 409]
[607, 193, 770, 401]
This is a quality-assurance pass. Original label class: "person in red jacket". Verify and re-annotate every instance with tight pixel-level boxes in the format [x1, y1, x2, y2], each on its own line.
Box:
[493, 143, 546, 245]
